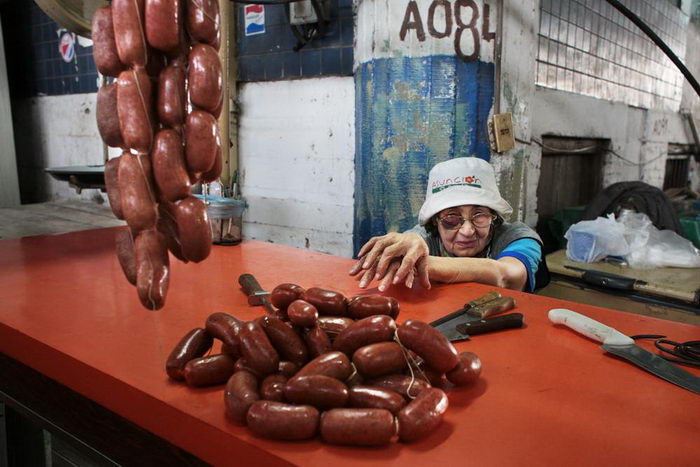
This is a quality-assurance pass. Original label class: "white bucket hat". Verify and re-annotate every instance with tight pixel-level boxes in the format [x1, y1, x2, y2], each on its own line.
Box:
[418, 157, 513, 225]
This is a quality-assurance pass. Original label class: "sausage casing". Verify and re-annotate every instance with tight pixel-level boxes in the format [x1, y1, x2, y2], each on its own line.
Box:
[174, 196, 211, 263]
[396, 319, 459, 373]
[184, 109, 219, 174]
[333, 315, 396, 356]
[446, 351, 482, 386]
[156, 201, 188, 263]
[258, 315, 308, 368]
[296, 351, 352, 381]
[284, 375, 348, 410]
[246, 401, 319, 441]
[112, 0, 148, 68]
[104, 156, 124, 219]
[199, 144, 222, 183]
[303, 325, 332, 359]
[270, 284, 306, 311]
[91, 6, 125, 77]
[320, 408, 396, 447]
[352, 342, 407, 378]
[152, 129, 191, 202]
[165, 328, 213, 380]
[317, 316, 355, 338]
[301, 287, 348, 316]
[397, 388, 449, 443]
[115, 227, 137, 285]
[204, 312, 242, 356]
[156, 63, 187, 128]
[183, 353, 236, 387]
[224, 370, 259, 424]
[365, 374, 431, 401]
[118, 152, 157, 233]
[134, 229, 169, 310]
[144, 0, 182, 53]
[260, 373, 288, 402]
[188, 43, 222, 115]
[96, 83, 124, 148]
[238, 321, 280, 377]
[117, 68, 153, 154]
[348, 386, 406, 414]
[287, 299, 318, 328]
[347, 294, 400, 319]
[186, 0, 221, 49]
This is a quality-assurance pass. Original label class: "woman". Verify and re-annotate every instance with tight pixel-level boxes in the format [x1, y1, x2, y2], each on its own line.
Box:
[349, 157, 549, 293]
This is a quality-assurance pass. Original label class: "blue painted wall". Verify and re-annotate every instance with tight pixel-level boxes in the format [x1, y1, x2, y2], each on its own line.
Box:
[354, 55, 495, 254]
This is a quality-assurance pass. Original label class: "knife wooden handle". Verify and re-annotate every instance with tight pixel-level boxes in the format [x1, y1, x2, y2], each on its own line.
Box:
[469, 296, 515, 319]
[467, 290, 501, 308]
[548, 308, 634, 346]
[238, 273, 266, 297]
[456, 313, 524, 336]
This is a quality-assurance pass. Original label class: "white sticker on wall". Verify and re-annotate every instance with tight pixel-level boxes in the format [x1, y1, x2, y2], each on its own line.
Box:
[59, 31, 75, 63]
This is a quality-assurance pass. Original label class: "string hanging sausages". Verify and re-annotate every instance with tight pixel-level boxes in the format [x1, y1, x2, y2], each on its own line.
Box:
[93, 0, 223, 309]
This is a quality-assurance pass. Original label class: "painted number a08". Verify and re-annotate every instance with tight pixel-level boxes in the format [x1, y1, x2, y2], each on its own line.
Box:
[399, 0, 496, 62]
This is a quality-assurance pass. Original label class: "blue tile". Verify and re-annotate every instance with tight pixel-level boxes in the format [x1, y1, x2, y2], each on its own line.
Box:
[340, 46, 353, 75]
[241, 55, 265, 82]
[338, 0, 353, 9]
[263, 54, 284, 81]
[301, 49, 321, 76]
[321, 48, 342, 75]
[264, 4, 287, 27]
[340, 17, 354, 46]
[281, 52, 301, 79]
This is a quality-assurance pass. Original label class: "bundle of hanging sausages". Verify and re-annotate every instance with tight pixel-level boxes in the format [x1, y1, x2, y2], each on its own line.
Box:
[166, 285, 482, 446]
[93, 0, 223, 309]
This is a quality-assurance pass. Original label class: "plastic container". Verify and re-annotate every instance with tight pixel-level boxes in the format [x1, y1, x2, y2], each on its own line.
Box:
[194, 195, 246, 245]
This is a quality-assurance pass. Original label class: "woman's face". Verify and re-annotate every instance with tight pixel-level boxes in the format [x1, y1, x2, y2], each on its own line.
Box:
[435, 205, 495, 257]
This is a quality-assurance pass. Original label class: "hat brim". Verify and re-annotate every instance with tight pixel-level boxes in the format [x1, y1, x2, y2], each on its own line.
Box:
[418, 186, 513, 225]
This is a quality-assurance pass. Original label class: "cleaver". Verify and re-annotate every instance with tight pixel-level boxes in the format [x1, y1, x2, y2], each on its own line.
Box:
[549, 308, 700, 395]
[431, 294, 518, 342]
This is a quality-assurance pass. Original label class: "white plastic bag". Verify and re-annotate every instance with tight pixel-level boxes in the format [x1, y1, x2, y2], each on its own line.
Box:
[565, 214, 630, 263]
[618, 212, 700, 269]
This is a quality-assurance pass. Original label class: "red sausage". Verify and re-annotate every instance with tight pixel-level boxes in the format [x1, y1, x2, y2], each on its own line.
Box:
[156, 201, 188, 263]
[165, 328, 213, 380]
[174, 196, 211, 263]
[258, 315, 308, 368]
[260, 373, 288, 402]
[446, 351, 482, 386]
[365, 374, 431, 401]
[397, 388, 449, 443]
[118, 152, 157, 232]
[333, 315, 397, 356]
[247, 401, 319, 441]
[303, 325, 332, 359]
[144, 0, 182, 53]
[186, 0, 221, 49]
[320, 408, 396, 447]
[112, 0, 148, 68]
[287, 299, 318, 328]
[296, 351, 352, 381]
[278, 361, 300, 378]
[117, 68, 153, 153]
[184, 110, 219, 174]
[134, 229, 169, 310]
[96, 83, 124, 148]
[284, 375, 348, 410]
[115, 227, 137, 285]
[270, 284, 306, 311]
[302, 287, 348, 316]
[352, 342, 407, 378]
[396, 319, 459, 373]
[104, 156, 124, 219]
[152, 129, 191, 202]
[233, 358, 259, 378]
[188, 44, 222, 115]
[348, 386, 406, 414]
[238, 321, 280, 376]
[157, 63, 187, 128]
[317, 316, 355, 338]
[199, 144, 222, 183]
[223, 370, 259, 424]
[347, 294, 400, 319]
[91, 6, 125, 77]
[204, 312, 242, 357]
[183, 353, 236, 387]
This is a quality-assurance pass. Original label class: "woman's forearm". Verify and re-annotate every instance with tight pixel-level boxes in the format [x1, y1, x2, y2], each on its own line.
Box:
[425, 256, 527, 291]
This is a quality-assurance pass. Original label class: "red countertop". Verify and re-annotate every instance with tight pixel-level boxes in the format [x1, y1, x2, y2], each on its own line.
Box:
[1, 228, 699, 466]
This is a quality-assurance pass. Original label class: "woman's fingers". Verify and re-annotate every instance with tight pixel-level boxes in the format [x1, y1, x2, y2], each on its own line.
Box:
[404, 267, 415, 289]
[378, 261, 400, 292]
[356, 237, 379, 259]
[416, 257, 431, 289]
[348, 255, 366, 276]
[358, 262, 378, 288]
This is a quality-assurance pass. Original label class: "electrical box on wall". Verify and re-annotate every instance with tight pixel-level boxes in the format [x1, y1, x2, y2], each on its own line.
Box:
[290, 0, 329, 25]
[490, 113, 515, 153]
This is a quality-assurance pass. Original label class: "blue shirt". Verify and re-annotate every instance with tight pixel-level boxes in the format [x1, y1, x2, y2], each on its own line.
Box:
[495, 238, 541, 293]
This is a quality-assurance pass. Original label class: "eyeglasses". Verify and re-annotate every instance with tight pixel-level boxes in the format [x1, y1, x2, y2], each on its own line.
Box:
[438, 213, 497, 230]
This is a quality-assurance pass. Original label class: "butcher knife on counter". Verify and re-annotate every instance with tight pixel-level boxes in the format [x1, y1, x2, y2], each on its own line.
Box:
[238, 273, 277, 315]
[430, 291, 522, 342]
[549, 308, 700, 395]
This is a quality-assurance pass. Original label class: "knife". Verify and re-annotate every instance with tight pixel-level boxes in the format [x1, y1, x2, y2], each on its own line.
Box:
[548, 308, 700, 395]
[563, 265, 647, 290]
[238, 273, 277, 315]
[433, 295, 517, 342]
[430, 290, 502, 329]
[454, 313, 525, 341]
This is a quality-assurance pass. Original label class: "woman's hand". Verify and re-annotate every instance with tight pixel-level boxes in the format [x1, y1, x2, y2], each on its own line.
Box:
[348, 233, 431, 291]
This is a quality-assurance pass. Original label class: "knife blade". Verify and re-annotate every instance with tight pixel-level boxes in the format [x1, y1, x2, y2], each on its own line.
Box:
[563, 265, 647, 290]
[452, 313, 525, 342]
[548, 308, 700, 395]
[434, 296, 517, 341]
[238, 273, 277, 315]
[429, 290, 502, 329]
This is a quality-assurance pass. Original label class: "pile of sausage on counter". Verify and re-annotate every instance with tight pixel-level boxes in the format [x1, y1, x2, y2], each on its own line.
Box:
[167, 284, 482, 447]
[93, 0, 223, 309]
